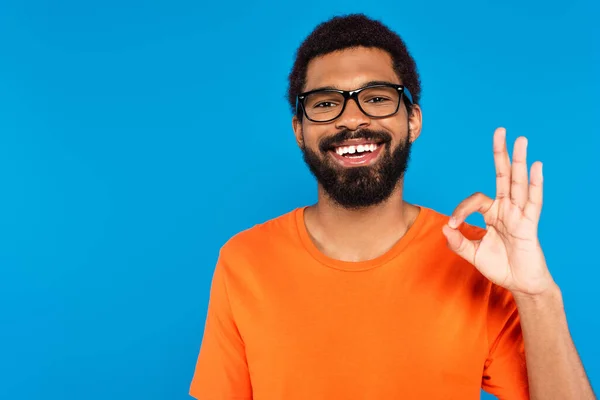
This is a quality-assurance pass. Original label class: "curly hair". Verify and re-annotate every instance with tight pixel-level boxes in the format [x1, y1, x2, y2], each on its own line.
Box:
[287, 14, 421, 118]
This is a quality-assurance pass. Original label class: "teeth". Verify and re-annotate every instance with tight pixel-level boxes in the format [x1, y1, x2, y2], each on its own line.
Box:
[334, 143, 378, 155]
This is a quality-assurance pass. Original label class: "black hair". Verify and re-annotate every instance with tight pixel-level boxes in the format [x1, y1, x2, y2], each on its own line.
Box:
[287, 14, 421, 118]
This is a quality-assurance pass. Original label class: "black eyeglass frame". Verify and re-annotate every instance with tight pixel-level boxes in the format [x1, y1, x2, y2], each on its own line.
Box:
[296, 83, 413, 123]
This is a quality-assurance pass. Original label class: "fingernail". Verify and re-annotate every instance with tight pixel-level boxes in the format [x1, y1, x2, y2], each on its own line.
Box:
[449, 216, 457, 228]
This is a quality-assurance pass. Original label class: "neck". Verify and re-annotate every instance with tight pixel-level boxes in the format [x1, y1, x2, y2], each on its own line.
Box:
[304, 183, 420, 262]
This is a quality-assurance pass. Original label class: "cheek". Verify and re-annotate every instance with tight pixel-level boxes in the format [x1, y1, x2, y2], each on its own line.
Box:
[303, 125, 330, 149]
[380, 119, 409, 143]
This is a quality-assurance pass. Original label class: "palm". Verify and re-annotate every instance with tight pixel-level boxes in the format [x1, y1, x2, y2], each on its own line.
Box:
[443, 128, 553, 296]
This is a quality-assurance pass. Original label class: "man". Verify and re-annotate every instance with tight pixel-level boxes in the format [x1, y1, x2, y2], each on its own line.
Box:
[189, 14, 595, 399]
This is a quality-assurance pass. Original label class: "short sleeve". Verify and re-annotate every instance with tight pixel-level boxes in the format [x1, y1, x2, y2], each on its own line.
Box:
[189, 256, 252, 400]
[481, 285, 530, 399]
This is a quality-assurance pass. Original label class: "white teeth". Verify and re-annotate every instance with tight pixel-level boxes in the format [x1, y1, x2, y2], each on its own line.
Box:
[334, 143, 379, 155]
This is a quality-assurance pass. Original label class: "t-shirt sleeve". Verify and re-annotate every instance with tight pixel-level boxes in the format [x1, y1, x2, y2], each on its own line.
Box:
[481, 284, 530, 399]
[189, 256, 252, 400]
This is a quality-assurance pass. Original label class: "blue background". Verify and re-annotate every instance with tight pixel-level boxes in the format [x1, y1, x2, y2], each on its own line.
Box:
[1, 0, 598, 399]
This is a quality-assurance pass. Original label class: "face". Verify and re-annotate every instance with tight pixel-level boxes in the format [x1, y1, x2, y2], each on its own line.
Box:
[292, 47, 422, 209]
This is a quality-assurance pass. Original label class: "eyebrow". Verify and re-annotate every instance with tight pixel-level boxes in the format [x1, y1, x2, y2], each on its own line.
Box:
[305, 80, 401, 93]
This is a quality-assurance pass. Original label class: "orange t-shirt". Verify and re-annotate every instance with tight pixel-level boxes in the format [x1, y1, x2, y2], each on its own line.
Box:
[189, 206, 529, 399]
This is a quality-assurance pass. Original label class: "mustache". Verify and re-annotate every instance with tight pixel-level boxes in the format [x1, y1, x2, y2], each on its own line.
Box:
[318, 129, 392, 152]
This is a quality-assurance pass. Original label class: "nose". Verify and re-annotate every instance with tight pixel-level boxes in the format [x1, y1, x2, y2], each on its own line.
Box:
[334, 98, 371, 131]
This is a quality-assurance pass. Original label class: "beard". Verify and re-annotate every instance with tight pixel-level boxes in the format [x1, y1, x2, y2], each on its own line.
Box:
[300, 127, 412, 210]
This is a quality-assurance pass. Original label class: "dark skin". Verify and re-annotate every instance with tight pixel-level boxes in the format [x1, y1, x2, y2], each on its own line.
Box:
[292, 46, 595, 399]
[292, 47, 423, 262]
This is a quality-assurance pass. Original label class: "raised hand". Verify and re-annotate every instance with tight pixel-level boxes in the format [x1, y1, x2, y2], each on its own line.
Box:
[442, 127, 555, 296]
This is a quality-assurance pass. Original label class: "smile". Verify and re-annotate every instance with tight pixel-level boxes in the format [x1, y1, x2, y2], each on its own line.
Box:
[334, 143, 380, 156]
[328, 139, 385, 167]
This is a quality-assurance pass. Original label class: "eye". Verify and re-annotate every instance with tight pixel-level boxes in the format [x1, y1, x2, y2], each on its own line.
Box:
[314, 101, 338, 108]
[366, 96, 391, 103]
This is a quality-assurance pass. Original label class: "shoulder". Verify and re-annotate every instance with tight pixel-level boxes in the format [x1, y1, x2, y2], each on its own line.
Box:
[218, 207, 302, 264]
[418, 205, 520, 323]
[415, 204, 508, 297]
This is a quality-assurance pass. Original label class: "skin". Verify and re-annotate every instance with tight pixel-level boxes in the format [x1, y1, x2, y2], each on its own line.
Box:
[292, 46, 596, 399]
[292, 47, 423, 262]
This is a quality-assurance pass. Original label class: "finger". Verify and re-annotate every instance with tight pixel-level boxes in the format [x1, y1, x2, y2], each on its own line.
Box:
[448, 192, 494, 229]
[524, 161, 543, 222]
[510, 136, 529, 209]
[442, 224, 477, 264]
[493, 127, 511, 200]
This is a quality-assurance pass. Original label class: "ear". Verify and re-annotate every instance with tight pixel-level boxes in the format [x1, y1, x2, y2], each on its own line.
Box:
[292, 115, 304, 148]
[407, 104, 423, 143]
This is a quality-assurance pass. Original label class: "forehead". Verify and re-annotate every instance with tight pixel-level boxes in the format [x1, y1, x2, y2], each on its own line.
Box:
[304, 47, 400, 91]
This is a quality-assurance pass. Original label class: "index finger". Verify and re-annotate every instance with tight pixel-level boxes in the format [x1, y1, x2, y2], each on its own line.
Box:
[448, 192, 494, 228]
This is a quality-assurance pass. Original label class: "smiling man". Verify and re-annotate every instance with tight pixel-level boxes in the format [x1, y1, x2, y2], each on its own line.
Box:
[189, 14, 595, 400]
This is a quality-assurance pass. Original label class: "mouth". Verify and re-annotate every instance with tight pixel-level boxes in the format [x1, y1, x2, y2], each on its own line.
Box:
[327, 139, 385, 167]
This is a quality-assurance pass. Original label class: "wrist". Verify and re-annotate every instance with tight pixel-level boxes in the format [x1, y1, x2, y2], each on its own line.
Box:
[512, 281, 562, 309]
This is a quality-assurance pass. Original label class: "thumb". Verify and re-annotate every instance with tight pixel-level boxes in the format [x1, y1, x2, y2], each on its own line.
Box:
[442, 224, 477, 264]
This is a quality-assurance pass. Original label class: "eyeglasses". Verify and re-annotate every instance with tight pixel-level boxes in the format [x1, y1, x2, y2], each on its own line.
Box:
[296, 83, 413, 123]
